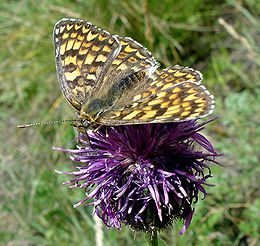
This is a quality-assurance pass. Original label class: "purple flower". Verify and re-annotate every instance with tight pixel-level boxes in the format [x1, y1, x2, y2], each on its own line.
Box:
[54, 119, 219, 235]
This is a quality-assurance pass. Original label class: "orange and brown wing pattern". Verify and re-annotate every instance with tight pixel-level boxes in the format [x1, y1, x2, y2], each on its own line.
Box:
[100, 66, 214, 124]
[101, 82, 214, 124]
[111, 36, 158, 72]
[132, 65, 203, 101]
[130, 65, 203, 103]
[99, 65, 205, 119]
[115, 65, 203, 105]
[54, 18, 120, 111]
[101, 36, 159, 88]
[151, 65, 203, 86]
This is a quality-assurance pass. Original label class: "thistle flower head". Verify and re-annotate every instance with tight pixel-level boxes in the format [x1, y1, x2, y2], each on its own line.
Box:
[54, 119, 219, 235]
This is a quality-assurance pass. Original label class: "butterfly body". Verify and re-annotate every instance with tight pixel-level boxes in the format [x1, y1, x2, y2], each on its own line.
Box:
[54, 18, 214, 126]
[80, 71, 148, 123]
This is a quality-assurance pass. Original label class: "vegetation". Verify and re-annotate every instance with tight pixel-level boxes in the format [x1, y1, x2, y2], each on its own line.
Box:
[1, 0, 259, 245]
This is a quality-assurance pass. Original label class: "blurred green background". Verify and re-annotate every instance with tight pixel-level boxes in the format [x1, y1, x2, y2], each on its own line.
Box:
[1, 0, 260, 245]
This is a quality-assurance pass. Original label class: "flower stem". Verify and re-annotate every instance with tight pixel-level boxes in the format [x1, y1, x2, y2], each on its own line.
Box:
[145, 231, 158, 246]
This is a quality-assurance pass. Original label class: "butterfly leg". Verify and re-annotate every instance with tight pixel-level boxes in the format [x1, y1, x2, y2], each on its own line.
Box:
[105, 125, 109, 138]
[75, 125, 94, 149]
[93, 124, 103, 133]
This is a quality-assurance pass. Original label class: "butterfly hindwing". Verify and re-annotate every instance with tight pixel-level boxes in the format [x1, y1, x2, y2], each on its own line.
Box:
[100, 66, 214, 124]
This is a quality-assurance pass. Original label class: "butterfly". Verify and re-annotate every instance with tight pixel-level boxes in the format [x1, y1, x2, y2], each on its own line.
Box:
[53, 18, 214, 127]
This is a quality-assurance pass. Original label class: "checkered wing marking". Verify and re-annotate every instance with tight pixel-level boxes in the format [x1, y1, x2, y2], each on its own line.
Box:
[100, 68, 214, 124]
[152, 65, 203, 86]
[110, 36, 158, 73]
[54, 18, 120, 111]
[101, 65, 203, 109]
[93, 36, 159, 98]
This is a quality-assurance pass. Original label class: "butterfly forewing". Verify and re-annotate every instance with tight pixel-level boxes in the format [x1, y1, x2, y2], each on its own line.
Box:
[54, 18, 120, 111]
[106, 36, 158, 76]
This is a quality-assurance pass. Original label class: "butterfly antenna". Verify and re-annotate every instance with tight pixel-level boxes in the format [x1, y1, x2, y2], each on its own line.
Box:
[17, 120, 78, 128]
